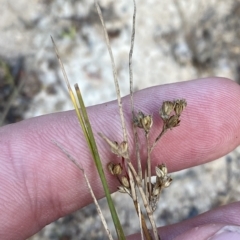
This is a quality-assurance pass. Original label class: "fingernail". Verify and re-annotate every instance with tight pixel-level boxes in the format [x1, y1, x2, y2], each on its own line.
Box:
[209, 225, 240, 240]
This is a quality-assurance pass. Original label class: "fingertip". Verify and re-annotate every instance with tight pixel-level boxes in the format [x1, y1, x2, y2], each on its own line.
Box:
[172, 224, 240, 240]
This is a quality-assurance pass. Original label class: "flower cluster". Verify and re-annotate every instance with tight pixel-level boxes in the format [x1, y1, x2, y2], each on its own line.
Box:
[107, 162, 131, 195]
[101, 99, 186, 213]
[160, 99, 187, 130]
[134, 111, 153, 133]
[151, 164, 172, 211]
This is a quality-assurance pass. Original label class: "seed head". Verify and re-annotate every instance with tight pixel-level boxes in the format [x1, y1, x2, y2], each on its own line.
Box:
[163, 177, 172, 188]
[156, 164, 168, 178]
[152, 185, 161, 196]
[142, 115, 153, 133]
[160, 101, 175, 120]
[158, 164, 168, 175]
[166, 115, 180, 129]
[174, 99, 187, 116]
[134, 111, 153, 133]
[107, 162, 122, 175]
[121, 176, 130, 188]
[133, 111, 144, 128]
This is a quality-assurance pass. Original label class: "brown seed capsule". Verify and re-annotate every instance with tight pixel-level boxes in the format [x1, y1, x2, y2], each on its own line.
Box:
[121, 176, 130, 188]
[113, 163, 123, 175]
[152, 187, 160, 196]
[107, 162, 122, 175]
[107, 162, 115, 175]
[174, 99, 187, 116]
[166, 115, 180, 129]
[156, 166, 165, 178]
[141, 115, 153, 133]
[133, 111, 145, 128]
[152, 182, 161, 196]
[163, 177, 172, 188]
[158, 164, 168, 176]
[160, 101, 175, 120]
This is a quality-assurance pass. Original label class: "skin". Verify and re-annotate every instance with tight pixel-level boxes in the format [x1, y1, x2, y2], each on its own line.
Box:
[0, 77, 240, 240]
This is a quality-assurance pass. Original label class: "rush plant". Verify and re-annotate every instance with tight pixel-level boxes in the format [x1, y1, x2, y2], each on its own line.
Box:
[53, 1, 186, 239]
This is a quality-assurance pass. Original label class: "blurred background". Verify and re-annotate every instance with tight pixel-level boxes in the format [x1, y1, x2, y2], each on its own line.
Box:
[1, 0, 240, 239]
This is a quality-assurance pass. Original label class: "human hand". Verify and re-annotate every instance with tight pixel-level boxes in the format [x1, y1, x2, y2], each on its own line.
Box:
[1, 77, 240, 240]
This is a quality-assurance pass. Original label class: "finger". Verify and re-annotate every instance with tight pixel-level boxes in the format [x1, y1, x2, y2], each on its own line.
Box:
[1, 77, 240, 239]
[128, 202, 240, 240]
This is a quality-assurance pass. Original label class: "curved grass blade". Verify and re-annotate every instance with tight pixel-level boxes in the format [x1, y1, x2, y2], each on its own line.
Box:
[74, 84, 126, 240]
[51, 37, 125, 240]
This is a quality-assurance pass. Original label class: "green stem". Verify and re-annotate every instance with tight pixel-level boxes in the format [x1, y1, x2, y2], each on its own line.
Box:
[74, 84, 126, 240]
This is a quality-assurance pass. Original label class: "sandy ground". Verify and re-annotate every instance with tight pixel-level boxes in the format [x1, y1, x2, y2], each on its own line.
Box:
[1, 0, 240, 239]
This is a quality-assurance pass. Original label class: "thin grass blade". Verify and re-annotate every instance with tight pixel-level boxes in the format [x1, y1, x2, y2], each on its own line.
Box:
[74, 84, 125, 239]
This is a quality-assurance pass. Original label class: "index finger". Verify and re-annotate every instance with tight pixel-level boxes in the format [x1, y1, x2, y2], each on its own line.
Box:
[0, 77, 240, 239]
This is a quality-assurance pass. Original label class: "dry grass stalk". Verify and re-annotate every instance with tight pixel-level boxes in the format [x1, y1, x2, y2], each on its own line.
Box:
[128, 0, 142, 179]
[96, 1, 187, 239]
[52, 140, 114, 240]
[95, 1, 157, 238]
[95, 1, 165, 239]
[95, 0, 160, 238]
[137, 201, 144, 240]
[94, 1, 129, 149]
[52, 35, 125, 239]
